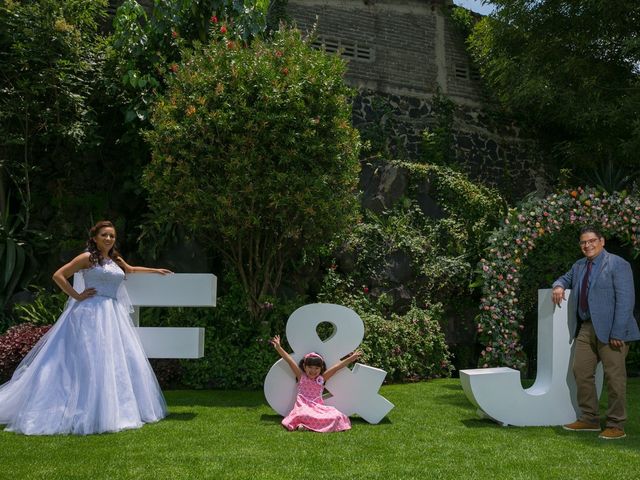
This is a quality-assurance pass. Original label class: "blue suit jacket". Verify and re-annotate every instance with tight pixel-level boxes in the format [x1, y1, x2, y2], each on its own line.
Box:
[553, 249, 640, 343]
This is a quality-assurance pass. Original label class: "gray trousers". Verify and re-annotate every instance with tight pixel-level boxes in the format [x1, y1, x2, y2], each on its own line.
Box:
[574, 321, 629, 429]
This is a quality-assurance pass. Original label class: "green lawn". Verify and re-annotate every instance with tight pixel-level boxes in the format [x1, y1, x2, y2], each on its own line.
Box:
[1, 379, 638, 480]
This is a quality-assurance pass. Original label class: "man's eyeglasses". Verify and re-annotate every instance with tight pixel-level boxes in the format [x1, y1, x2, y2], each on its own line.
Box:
[579, 238, 600, 247]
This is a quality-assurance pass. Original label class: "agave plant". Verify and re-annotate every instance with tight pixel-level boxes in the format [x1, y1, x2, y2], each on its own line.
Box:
[0, 197, 48, 310]
[580, 159, 639, 194]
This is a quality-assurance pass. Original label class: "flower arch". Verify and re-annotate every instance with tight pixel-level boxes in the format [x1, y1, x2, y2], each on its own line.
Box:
[477, 187, 640, 370]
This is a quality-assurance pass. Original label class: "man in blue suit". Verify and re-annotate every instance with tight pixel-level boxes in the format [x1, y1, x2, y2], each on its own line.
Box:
[552, 226, 640, 440]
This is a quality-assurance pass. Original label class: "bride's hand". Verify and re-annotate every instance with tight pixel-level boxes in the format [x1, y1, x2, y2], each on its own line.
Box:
[154, 268, 173, 275]
[76, 288, 96, 301]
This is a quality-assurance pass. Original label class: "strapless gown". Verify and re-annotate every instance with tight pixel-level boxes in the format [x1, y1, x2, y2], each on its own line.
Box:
[0, 259, 167, 435]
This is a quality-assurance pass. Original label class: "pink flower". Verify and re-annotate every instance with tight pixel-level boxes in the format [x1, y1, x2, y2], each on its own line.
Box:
[220, 25, 227, 34]
[211, 15, 218, 23]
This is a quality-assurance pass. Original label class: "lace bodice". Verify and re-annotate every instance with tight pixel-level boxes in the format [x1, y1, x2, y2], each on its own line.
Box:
[81, 259, 125, 299]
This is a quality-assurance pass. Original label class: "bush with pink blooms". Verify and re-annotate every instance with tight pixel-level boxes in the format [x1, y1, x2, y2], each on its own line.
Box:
[0, 323, 52, 383]
[477, 187, 640, 371]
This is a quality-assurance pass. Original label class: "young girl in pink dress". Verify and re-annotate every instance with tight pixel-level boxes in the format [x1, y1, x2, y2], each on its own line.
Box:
[270, 335, 361, 432]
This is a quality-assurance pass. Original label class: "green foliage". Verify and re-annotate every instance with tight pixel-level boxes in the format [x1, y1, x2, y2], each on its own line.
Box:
[579, 159, 640, 194]
[325, 162, 504, 304]
[144, 27, 361, 322]
[467, 0, 640, 171]
[0, 0, 271, 276]
[106, 0, 267, 131]
[359, 304, 454, 381]
[358, 95, 405, 158]
[318, 162, 504, 374]
[11, 287, 67, 328]
[265, 0, 289, 33]
[628, 342, 640, 376]
[0, 0, 106, 179]
[0, 0, 132, 275]
[421, 93, 456, 167]
[327, 206, 472, 310]
[0, 198, 50, 311]
[403, 162, 507, 258]
[449, 5, 477, 38]
[140, 272, 305, 389]
[319, 272, 453, 381]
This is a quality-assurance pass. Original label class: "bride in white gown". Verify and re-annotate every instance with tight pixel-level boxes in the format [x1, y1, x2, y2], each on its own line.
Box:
[0, 221, 170, 435]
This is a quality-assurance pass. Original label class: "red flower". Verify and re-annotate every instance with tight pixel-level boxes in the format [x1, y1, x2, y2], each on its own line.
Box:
[281, 67, 289, 75]
[171, 30, 178, 39]
[220, 25, 227, 34]
[227, 40, 235, 49]
[363, 286, 369, 294]
[275, 50, 283, 58]
[210, 15, 218, 23]
[169, 63, 178, 73]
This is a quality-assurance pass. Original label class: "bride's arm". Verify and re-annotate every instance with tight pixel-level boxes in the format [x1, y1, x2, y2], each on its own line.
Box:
[116, 257, 172, 275]
[52, 252, 95, 301]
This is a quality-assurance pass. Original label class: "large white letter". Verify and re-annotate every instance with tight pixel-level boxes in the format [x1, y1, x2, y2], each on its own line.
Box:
[460, 289, 603, 426]
[264, 303, 394, 424]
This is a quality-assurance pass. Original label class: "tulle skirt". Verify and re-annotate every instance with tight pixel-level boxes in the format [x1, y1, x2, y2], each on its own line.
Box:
[0, 296, 167, 435]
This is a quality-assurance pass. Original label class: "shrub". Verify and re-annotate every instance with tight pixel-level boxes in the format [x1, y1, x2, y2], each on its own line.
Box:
[360, 304, 453, 382]
[318, 275, 453, 381]
[0, 323, 52, 383]
[149, 359, 184, 390]
[143, 26, 361, 323]
[139, 271, 305, 389]
[11, 287, 67, 327]
[180, 335, 276, 390]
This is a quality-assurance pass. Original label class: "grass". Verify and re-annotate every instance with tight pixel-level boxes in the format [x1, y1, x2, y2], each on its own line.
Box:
[1, 379, 639, 480]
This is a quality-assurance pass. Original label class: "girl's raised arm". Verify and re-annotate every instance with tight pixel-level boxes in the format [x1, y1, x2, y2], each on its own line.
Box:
[323, 350, 362, 382]
[270, 335, 302, 380]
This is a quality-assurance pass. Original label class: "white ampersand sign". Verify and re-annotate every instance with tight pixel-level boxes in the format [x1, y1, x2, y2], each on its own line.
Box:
[263, 303, 394, 424]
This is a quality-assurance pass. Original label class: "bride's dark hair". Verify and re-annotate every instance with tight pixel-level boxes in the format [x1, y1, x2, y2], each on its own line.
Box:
[87, 220, 123, 266]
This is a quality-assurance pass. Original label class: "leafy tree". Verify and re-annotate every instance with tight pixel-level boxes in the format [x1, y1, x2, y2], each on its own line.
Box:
[144, 27, 361, 323]
[467, 1, 640, 173]
[0, 0, 106, 306]
[106, 0, 268, 131]
[0, 0, 107, 211]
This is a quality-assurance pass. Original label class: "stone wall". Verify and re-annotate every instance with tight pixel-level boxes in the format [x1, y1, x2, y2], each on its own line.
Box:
[353, 91, 549, 197]
[287, 0, 550, 197]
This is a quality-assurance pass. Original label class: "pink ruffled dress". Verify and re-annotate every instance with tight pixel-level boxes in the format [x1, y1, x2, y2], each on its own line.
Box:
[282, 373, 351, 432]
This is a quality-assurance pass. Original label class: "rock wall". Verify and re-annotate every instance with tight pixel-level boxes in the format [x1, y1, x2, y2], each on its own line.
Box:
[353, 91, 550, 198]
[287, 0, 551, 197]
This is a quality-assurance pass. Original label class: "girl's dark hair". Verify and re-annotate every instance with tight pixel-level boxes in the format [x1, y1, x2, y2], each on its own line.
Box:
[86, 220, 122, 266]
[298, 353, 327, 374]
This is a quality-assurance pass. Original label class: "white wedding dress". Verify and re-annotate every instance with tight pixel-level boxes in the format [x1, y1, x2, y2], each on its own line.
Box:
[0, 259, 167, 435]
